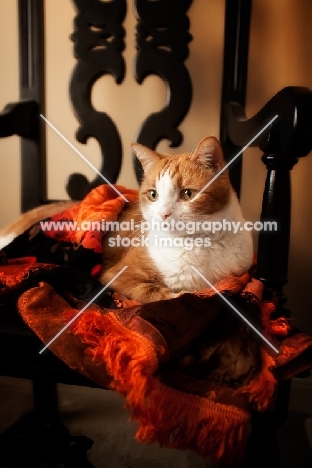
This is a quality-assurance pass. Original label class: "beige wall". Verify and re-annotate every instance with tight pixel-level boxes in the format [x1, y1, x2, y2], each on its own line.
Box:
[0, 0, 312, 334]
[0, 0, 20, 227]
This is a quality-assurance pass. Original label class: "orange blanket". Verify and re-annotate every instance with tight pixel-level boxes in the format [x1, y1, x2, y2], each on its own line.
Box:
[1, 184, 312, 466]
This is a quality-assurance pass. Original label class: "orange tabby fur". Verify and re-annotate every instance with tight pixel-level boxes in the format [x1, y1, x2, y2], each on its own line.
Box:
[0, 137, 253, 303]
[0, 201, 76, 248]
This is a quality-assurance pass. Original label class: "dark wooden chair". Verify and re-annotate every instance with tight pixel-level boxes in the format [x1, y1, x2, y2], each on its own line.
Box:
[1, 1, 312, 467]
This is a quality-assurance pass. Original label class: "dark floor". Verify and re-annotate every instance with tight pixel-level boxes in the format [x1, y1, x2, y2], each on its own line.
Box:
[0, 374, 311, 468]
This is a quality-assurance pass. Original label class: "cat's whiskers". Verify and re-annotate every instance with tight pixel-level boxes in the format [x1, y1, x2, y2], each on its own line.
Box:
[127, 225, 143, 239]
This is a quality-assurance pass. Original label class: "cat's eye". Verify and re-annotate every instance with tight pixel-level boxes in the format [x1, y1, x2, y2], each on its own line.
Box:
[147, 189, 158, 202]
[180, 189, 196, 201]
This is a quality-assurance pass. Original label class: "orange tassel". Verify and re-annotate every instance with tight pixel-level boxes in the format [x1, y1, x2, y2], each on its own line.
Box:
[268, 318, 291, 336]
[236, 348, 276, 411]
[73, 309, 251, 466]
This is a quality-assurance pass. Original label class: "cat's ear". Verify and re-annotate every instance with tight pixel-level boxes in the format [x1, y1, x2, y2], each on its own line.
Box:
[192, 136, 225, 170]
[131, 143, 161, 173]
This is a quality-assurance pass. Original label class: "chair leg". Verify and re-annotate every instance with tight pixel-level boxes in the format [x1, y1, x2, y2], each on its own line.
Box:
[245, 417, 280, 468]
[32, 377, 59, 419]
[31, 379, 95, 467]
[244, 379, 292, 468]
[0, 379, 95, 467]
[0, 418, 95, 468]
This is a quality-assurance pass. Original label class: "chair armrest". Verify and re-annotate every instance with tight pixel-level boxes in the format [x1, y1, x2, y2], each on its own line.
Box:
[226, 86, 312, 306]
[227, 86, 312, 159]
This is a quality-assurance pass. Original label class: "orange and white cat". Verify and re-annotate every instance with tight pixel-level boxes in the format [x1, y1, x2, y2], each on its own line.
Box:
[0, 136, 253, 303]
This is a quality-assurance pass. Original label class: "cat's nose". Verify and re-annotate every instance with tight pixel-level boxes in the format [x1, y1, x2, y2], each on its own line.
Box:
[159, 212, 172, 221]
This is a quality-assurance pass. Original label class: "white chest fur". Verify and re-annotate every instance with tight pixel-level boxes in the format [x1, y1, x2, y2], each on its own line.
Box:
[146, 192, 253, 291]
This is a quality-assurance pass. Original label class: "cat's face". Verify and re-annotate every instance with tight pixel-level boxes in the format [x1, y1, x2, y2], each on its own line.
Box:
[132, 137, 231, 228]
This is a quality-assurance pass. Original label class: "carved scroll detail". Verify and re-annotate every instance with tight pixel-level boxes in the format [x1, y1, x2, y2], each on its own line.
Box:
[69, 0, 126, 200]
[133, 0, 193, 182]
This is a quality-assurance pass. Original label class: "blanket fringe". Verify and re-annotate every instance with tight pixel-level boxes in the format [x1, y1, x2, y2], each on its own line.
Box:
[73, 310, 251, 465]
[262, 300, 291, 336]
[132, 380, 250, 465]
[73, 310, 159, 409]
[237, 348, 277, 411]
